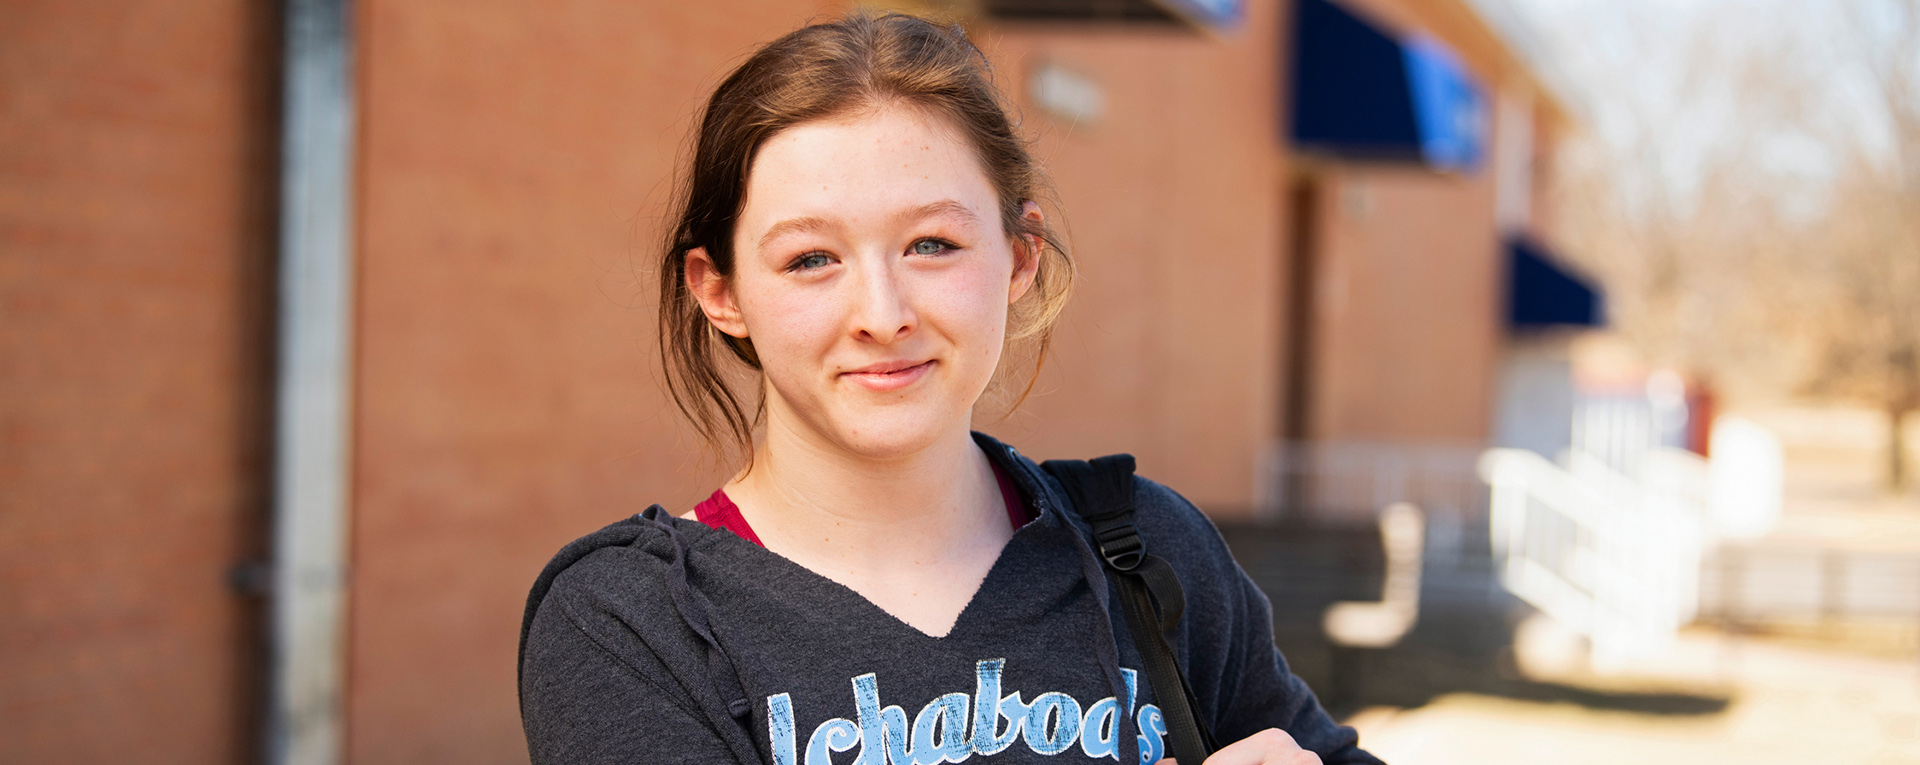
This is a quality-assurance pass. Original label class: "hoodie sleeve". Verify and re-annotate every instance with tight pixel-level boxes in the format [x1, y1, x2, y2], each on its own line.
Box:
[1214, 565, 1386, 765]
[520, 585, 747, 765]
[1132, 478, 1385, 765]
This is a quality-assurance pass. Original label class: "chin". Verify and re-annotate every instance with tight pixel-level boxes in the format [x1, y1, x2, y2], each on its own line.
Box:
[823, 406, 968, 461]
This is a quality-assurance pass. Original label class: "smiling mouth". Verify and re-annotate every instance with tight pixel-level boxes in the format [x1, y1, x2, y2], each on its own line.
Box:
[840, 360, 934, 391]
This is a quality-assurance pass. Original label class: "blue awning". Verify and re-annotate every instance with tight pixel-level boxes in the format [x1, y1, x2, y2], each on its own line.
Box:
[1158, 0, 1242, 28]
[1288, 0, 1487, 172]
[1506, 236, 1603, 329]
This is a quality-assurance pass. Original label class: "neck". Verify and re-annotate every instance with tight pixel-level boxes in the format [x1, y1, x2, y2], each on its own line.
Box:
[725, 416, 1005, 570]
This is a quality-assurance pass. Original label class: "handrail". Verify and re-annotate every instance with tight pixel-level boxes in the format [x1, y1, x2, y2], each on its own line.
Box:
[1480, 447, 1707, 671]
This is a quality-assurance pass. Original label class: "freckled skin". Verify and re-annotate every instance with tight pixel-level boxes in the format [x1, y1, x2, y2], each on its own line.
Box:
[680, 103, 1044, 640]
[719, 106, 1027, 461]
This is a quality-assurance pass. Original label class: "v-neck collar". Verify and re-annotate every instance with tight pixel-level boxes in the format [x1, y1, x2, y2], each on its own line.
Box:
[664, 431, 1077, 643]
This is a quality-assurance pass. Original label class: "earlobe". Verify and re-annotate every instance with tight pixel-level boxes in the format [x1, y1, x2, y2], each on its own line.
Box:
[685, 247, 751, 338]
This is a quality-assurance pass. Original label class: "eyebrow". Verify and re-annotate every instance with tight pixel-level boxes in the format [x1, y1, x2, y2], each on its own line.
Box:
[755, 200, 983, 252]
[901, 200, 981, 229]
[757, 215, 832, 252]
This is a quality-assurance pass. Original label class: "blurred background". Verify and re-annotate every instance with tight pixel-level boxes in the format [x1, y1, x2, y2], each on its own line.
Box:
[4, 0, 1917, 762]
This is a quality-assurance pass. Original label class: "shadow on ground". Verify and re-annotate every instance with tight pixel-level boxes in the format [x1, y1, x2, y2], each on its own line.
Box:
[1217, 519, 1733, 720]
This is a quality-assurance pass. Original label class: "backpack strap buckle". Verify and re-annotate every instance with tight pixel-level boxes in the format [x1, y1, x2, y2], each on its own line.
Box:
[1092, 519, 1145, 571]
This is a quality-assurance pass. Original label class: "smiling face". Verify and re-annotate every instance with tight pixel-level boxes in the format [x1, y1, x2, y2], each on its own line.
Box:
[687, 103, 1040, 460]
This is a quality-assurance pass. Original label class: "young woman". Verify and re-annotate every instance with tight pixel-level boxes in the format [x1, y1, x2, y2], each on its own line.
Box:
[519, 12, 1380, 765]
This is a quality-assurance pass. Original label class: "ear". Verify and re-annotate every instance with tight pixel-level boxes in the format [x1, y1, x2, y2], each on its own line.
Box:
[685, 247, 750, 338]
[1008, 201, 1044, 304]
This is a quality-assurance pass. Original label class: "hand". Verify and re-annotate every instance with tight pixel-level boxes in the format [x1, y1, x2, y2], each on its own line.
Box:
[1156, 728, 1323, 765]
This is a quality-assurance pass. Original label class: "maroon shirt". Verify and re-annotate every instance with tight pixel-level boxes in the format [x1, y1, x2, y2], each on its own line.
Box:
[693, 461, 1034, 547]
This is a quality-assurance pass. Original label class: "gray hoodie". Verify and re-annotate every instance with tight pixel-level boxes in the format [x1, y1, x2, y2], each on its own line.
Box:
[519, 432, 1381, 764]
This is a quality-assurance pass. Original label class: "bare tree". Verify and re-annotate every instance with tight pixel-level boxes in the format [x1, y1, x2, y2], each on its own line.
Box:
[1795, 0, 1920, 490]
[1543, 0, 1920, 490]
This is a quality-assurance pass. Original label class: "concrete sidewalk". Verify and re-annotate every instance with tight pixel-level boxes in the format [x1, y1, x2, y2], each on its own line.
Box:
[1346, 623, 1920, 764]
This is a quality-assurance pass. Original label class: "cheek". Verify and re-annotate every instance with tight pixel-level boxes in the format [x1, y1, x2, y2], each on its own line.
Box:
[923, 262, 1012, 358]
[735, 278, 842, 367]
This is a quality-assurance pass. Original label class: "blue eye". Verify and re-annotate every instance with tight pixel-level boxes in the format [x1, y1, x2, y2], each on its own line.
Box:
[910, 238, 955, 256]
[790, 253, 833, 271]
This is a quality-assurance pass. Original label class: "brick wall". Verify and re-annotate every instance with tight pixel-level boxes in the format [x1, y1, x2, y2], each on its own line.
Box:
[0, 2, 280, 762]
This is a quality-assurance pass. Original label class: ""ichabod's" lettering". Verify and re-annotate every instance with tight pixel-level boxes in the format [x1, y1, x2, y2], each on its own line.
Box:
[767, 659, 1165, 765]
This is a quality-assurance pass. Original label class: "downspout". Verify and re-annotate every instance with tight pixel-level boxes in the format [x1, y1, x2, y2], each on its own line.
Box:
[271, 0, 355, 763]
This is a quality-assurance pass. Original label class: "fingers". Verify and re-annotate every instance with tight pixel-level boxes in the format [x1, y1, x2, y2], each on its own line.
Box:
[1200, 728, 1323, 765]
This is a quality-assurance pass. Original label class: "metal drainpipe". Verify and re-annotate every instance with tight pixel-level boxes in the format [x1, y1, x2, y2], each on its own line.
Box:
[271, 0, 355, 763]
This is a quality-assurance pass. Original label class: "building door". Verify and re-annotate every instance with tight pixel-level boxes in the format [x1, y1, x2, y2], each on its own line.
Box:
[1283, 176, 1321, 444]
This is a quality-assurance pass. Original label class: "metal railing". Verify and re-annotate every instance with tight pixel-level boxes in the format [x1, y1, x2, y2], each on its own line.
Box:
[1481, 447, 1709, 670]
[1261, 410, 1800, 671]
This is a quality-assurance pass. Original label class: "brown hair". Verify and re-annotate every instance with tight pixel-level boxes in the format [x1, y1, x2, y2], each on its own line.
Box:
[658, 11, 1073, 459]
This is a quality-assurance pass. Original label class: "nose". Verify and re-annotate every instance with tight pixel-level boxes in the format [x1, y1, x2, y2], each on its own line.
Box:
[849, 256, 916, 344]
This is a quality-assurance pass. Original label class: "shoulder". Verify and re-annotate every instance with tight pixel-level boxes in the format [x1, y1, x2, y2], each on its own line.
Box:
[519, 510, 743, 690]
[525, 511, 677, 623]
[1126, 474, 1248, 599]
[1128, 475, 1223, 544]
[519, 511, 768, 763]
[520, 510, 770, 718]
[524, 509, 757, 635]
[522, 513, 679, 673]
[975, 432, 1239, 584]
[983, 430, 1248, 605]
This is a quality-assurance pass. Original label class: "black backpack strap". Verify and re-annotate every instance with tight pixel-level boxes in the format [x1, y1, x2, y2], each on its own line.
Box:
[1044, 455, 1218, 765]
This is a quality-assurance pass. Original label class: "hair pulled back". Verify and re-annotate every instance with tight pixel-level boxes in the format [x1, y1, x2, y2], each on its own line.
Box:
[659, 11, 1073, 458]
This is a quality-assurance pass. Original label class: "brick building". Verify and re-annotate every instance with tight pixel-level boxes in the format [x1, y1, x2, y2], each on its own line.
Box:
[0, 0, 1579, 761]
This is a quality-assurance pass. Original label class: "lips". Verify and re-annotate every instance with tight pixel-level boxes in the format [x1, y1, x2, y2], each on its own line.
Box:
[839, 359, 934, 392]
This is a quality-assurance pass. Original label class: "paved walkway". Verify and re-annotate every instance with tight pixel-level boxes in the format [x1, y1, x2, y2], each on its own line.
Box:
[1347, 623, 1920, 764]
